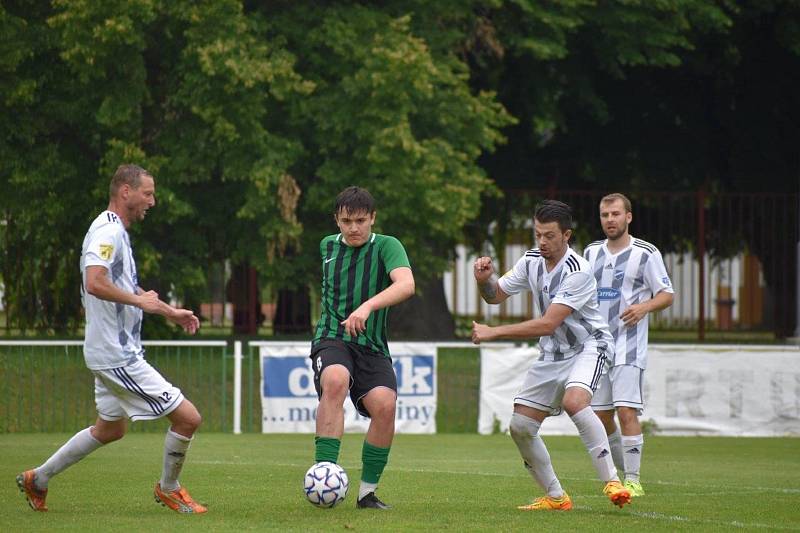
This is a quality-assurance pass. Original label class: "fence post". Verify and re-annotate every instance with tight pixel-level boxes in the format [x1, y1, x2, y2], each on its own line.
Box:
[234, 340, 242, 434]
[697, 189, 706, 341]
[796, 191, 800, 338]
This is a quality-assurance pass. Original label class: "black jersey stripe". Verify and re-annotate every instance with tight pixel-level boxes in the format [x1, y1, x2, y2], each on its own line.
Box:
[359, 242, 375, 318]
[331, 244, 347, 338]
[633, 239, 656, 253]
[343, 245, 362, 325]
[318, 240, 336, 340]
[565, 255, 580, 273]
[373, 257, 387, 353]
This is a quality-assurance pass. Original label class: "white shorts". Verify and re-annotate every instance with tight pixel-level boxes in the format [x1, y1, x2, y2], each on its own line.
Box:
[92, 357, 184, 421]
[591, 364, 644, 413]
[514, 342, 609, 416]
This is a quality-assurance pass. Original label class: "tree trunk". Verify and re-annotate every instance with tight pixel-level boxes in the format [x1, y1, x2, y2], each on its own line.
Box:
[273, 286, 312, 335]
[389, 274, 456, 340]
[228, 263, 262, 334]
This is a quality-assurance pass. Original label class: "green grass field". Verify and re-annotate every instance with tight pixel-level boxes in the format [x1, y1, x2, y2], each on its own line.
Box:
[3, 433, 798, 532]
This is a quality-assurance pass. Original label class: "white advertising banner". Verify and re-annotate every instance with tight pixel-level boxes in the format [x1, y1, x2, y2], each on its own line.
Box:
[260, 342, 437, 434]
[479, 344, 800, 436]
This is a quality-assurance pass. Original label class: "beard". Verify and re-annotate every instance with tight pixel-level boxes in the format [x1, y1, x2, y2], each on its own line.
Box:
[605, 223, 627, 240]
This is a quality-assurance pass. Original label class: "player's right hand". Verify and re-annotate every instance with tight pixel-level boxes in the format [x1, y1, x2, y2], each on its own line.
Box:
[171, 309, 200, 334]
[137, 290, 161, 313]
[473, 256, 495, 282]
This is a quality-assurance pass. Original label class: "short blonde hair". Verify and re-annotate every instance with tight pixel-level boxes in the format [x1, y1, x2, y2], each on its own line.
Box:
[600, 192, 632, 213]
[109, 164, 151, 198]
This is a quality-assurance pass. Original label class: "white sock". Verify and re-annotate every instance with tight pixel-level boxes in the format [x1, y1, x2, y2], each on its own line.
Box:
[35, 427, 103, 489]
[358, 481, 378, 500]
[607, 428, 625, 475]
[509, 413, 564, 497]
[622, 434, 644, 482]
[570, 407, 618, 483]
[160, 429, 192, 492]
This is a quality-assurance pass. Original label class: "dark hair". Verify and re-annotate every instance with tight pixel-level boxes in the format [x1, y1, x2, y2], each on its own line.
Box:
[335, 186, 375, 215]
[534, 200, 573, 233]
[110, 164, 151, 198]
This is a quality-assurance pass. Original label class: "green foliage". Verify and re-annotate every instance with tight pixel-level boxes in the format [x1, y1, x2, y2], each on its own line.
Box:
[1, 1, 797, 332]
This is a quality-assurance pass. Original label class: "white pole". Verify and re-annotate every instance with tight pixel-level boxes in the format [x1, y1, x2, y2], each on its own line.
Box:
[233, 340, 242, 434]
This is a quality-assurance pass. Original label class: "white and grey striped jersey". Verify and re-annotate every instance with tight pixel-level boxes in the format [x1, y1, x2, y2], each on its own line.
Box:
[498, 247, 614, 361]
[80, 210, 144, 370]
[583, 236, 674, 369]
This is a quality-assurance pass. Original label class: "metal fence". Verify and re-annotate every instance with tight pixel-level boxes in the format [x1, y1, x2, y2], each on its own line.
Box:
[2, 191, 795, 339]
[445, 190, 799, 339]
[1, 340, 482, 434]
[0, 341, 229, 433]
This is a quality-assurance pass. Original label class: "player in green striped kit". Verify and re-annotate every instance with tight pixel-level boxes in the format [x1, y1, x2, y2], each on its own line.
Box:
[311, 186, 415, 509]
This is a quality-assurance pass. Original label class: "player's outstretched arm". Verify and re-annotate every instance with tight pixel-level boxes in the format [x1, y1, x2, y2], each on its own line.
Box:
[473, 256, 510, 304]
[471, 303, 572, 344]
[85, 265, 199, 334]
[85, 265, 149, 308]
[340, 267, 415, 337]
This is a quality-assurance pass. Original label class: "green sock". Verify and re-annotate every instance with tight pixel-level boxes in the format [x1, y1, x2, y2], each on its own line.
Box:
[314, 436, 341, 464]
[361, 441, 391, 484]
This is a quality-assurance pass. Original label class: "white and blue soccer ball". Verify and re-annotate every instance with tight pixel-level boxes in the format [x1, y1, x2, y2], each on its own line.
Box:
[304, 462, 349, 508]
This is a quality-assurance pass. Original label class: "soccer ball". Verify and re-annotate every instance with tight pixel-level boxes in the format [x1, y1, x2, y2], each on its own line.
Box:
[303, 462, 349, 508]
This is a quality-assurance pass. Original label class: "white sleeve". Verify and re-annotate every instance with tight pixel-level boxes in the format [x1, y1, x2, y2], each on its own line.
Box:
[497, 255, 532, 296]
[552, 271, 595, 310]
[644, 250, 674, 295]
[84, 225, 122, 269]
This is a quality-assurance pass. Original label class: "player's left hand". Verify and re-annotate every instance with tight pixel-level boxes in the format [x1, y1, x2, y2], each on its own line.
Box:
[341, 303, 372, 337]
[170, 308, 200, 335]
[471, 321, 494, 344]
[620, 303, 648, 327]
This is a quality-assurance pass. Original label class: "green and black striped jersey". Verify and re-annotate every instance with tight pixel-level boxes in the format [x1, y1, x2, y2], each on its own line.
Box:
[312, 233, 411, 357]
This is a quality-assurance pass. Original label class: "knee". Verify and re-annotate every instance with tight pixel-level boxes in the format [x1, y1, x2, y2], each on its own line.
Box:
[321, 376, 350, 401]
[186, 410, 202, 432]
[92, 424, 125, 444]
[562, 398, 583, 416]
[562, 390, 590, 416]
[508, 413, 534, 440]
[173, 403, 202, 435]
[368, 397, 396, 422]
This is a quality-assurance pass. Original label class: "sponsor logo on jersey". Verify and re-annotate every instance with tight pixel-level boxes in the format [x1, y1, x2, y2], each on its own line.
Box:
[662, 276, 671, 286]
[99, 244, 114, 260]
[597, 287, 621, 300]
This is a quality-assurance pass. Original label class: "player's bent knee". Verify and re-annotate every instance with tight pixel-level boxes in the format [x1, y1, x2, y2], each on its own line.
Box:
[369, 399, 396, 422]
[320, 367, 350, 400]
[321, 378, 349, 401]
[92, 423, 126, 444]
[508, 417, 526, 439]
